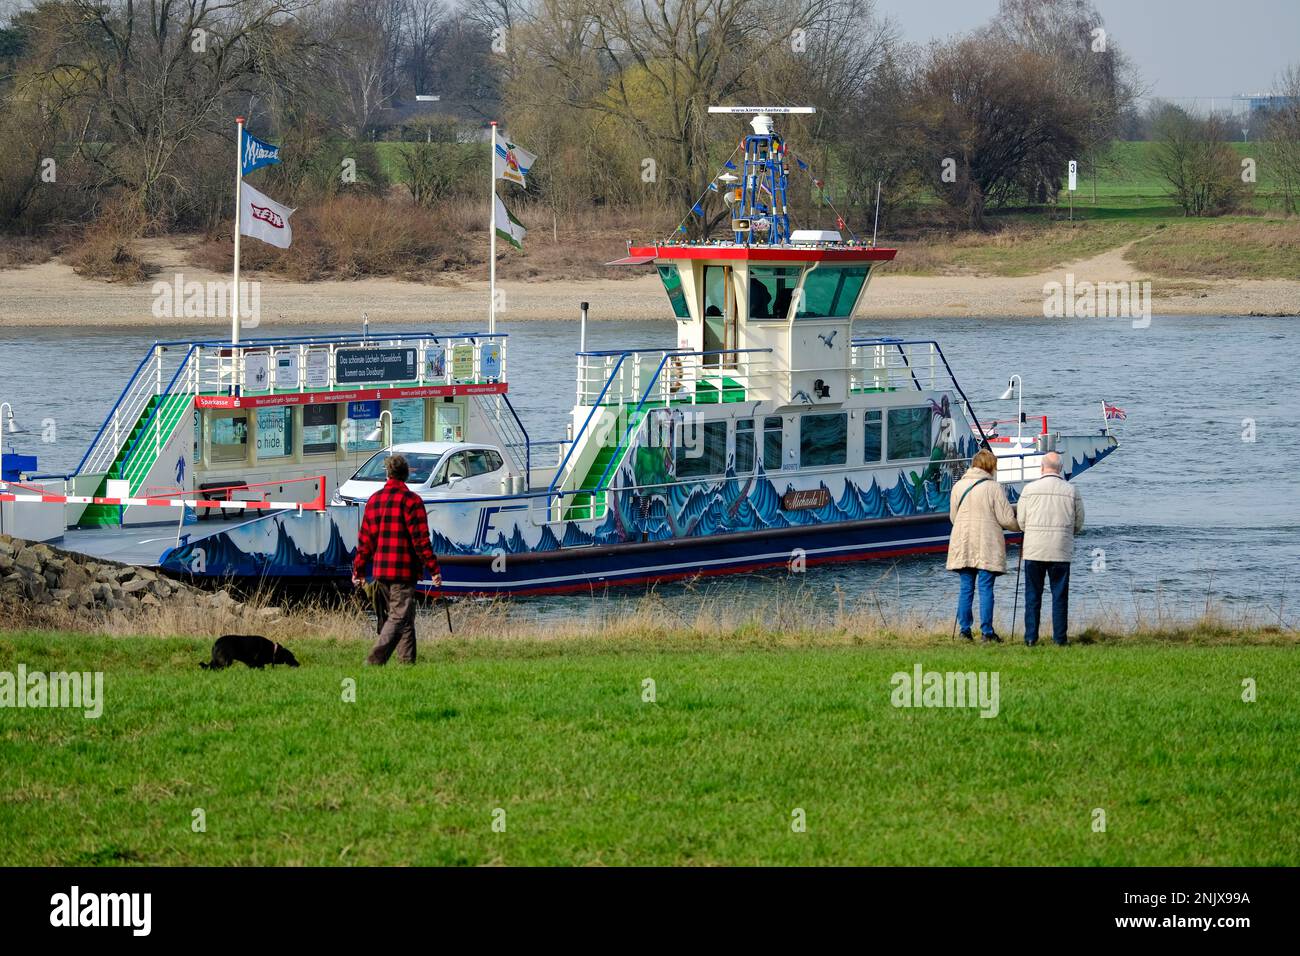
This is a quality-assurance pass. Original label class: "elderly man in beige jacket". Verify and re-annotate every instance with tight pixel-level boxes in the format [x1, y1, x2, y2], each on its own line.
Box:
[947, 448, 1020, 642]
[1015, 451, 1085, 646]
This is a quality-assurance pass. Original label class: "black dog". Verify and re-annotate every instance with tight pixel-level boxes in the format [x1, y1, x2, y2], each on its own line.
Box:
[200, 634, 300, 670]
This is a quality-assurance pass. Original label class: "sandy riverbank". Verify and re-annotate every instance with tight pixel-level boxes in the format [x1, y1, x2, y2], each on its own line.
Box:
[1, 238, 1295, 328]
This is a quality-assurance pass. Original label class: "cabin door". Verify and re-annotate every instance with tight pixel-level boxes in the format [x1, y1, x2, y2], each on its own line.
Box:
[702, 265, 738, 369]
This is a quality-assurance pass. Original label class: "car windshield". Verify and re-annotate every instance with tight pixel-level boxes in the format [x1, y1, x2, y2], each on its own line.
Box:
[352, 451, 441, 484]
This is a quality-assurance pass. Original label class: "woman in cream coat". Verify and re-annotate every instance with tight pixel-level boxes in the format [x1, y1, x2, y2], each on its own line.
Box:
[947, 448, 1020, 642]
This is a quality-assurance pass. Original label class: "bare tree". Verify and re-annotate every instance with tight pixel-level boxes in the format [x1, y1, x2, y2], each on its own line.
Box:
[1147, 105, 1244, 216]
[522, 0, 844, 221]
[913, 36, 1092, 228]
[1264, 65, 1300, 215]
[987, 0, 1139, 203]
[25, 0, 316, 223]
[320, 0, 410, 139]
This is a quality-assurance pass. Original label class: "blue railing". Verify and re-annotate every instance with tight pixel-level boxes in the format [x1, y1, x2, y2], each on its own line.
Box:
[75, 329, 509, 478]
[117, 344, 200, 483]
[73, 349, 158, 476]
[851, 336, 990, 444]
[498, 391, 531, 489]
[590, 347, 773, 497]
[548, 353, 631, 495]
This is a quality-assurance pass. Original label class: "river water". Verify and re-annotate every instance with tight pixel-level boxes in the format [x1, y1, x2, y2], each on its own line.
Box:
[2, 314, 1297, 629]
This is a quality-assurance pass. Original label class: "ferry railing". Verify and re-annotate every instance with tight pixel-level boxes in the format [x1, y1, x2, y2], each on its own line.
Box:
[550, 352, 632, 502]
[187, 331, 508, 394]
[575, 347, 776, 407]
[471, 392, 532, 490]
[116, 345, 201, 486]
[850, 337, 991, 445]
[588, 348, 776, 514]
[76, 343, 197, 478]
[559, 347, 775, 521]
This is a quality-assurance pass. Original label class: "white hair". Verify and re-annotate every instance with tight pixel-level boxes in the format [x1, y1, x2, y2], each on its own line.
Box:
[1041, 451, 1063, 474]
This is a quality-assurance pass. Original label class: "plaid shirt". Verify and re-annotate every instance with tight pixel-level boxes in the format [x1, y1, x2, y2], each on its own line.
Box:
[353, 479, 440, 583]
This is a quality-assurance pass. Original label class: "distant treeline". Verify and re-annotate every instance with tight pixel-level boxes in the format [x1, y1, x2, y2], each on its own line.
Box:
[1, 0, 1298, 245]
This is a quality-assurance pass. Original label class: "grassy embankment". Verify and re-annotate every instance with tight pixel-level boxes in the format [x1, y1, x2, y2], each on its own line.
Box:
[891, 142, 1300, 280]
[1, 616, 1296, 866]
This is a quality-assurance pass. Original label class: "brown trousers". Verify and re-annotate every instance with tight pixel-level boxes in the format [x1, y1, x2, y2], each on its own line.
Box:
[368, 581, 418, 665]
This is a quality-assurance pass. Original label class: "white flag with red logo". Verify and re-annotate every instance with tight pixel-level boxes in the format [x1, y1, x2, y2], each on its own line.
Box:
[239, 181, 295, 249]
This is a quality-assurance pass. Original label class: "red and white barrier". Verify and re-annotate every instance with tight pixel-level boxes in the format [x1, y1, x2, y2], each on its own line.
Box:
[0, 476, 327, 513]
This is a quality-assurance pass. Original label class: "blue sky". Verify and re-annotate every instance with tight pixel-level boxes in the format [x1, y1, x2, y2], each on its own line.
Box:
[874, 0, 1300, 102]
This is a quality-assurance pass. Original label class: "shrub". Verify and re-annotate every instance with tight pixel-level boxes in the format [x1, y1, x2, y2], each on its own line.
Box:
[65, 199, 152, 282]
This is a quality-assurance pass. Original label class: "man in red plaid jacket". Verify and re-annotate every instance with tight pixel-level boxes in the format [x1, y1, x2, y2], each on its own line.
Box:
[351, 454, 442, 664]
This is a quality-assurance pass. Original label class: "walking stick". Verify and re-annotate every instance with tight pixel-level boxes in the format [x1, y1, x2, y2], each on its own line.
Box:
[1010, 542, 1024, 643]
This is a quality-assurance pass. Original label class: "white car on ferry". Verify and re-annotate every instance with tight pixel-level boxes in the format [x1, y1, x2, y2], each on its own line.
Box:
[332, 441, 508, 505]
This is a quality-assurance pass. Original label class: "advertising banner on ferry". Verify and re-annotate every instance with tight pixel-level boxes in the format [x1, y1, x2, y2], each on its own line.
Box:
[274, 352, 300, 389]
[425, 346, 447, 383]
[305, 350, 330, 389]
[336, 348, 417, 385]
[481, 341, 502, 379]
[451, 345, 474, 383]
[244, 353, 270, 391]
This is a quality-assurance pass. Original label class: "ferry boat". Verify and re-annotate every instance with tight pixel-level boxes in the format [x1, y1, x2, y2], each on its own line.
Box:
[1, 109, 1119, 596]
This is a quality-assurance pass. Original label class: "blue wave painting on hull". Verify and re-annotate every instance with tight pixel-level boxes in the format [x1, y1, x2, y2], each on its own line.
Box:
[159, 433, 1116, 585]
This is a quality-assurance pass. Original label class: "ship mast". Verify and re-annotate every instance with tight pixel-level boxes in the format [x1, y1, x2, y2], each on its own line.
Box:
[706, 106, 815, 246]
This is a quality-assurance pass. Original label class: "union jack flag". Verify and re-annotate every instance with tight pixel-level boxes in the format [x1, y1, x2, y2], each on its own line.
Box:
[1103, 402, 1127, 421]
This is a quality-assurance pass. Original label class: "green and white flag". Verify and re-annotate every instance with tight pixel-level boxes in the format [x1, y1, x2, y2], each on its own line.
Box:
[494, 194, 526, 249]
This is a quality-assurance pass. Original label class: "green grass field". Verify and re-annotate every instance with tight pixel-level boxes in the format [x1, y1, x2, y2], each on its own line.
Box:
[2, 632, 1297, 866]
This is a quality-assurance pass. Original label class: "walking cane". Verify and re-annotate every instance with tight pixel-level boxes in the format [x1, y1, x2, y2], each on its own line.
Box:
[1010, 540, 1024, 643]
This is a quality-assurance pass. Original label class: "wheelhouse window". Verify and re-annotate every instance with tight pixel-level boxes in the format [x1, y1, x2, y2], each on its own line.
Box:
[864, 409, 883, 462]
[676, 420, 727, 479]
[255, 407, 292, 460]
[748, 267, 800, 320]
[800, 413, 848, 467]
[734, 419, 755, 473]
[658, 265, 691, 319]
[763, 416, 783, 470]
[796, 266, 870, 319]
[887, 406, 933, 461]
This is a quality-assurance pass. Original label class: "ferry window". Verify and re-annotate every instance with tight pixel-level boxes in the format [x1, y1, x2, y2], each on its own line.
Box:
[763, 416, 783, 470]
[390, 399, 425, 445]
[345, 411, 382, 452]
[800, 413, 848, 467]
[749, 267, 801, 320]
[256, 408, 293, 459]
[864, 409, 883, 462]
[887, 407, 933, 461]
[676, 420, 727, 479]
[734, 419, 755, 473]
[658, 266, 690, 320]
[209, 414, 248, 463]
[302, 404, 338, 455]
[796, 267, 870, 319]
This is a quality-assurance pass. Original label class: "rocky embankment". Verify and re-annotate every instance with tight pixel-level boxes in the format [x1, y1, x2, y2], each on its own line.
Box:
[0, 534, 243, 617]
